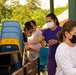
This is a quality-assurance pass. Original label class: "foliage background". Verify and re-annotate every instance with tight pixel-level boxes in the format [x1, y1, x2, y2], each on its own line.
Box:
[0, 0, 68, 30]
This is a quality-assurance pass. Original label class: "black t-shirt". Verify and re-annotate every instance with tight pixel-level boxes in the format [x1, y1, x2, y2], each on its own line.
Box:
[23, 32, 27, 42]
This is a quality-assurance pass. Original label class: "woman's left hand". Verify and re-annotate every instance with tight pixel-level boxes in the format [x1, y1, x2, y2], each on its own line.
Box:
[48, 39, 58, 46]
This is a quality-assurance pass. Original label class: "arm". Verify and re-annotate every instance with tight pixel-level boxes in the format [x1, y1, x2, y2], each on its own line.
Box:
[29, 35, 45, 45]
[40, 40, 45, 47]
[26, 35, 45, 49]
[38, 30, 45, 47]
[27, 47, 40, 53]
[48, 39, 58, 46]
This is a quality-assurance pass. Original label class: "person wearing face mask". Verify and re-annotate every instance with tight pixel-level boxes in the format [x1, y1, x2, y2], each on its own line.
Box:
[23, 22, 41, 62]
[27, 20, 45, 61]
[55, 20, 76, 75]
[23, 22, 33, 43]
[26, 13, 62, 75]
[22, 22, 33, 63]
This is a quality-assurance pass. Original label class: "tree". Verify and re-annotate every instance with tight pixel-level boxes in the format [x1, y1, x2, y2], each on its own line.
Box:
[0, 0, 20, 22]
[11, 5, 31, 25]
[5, 0, 20, 8]
[26, 0, 41, 9]
[0, 0, 7, 22]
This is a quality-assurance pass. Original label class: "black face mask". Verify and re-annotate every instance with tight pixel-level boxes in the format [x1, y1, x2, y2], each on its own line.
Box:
[69, 35, 76, 43]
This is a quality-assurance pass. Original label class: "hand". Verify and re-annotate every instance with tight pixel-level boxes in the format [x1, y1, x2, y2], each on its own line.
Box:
[25, 42, 30, 49]
[48, 39, 57, 46]
[36, 50, 40, 53]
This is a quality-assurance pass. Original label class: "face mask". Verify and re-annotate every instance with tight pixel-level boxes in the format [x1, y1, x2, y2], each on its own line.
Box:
[47, 22, 55, 28]
[27, 34, 32, 37]
[69, 35, 76, 43]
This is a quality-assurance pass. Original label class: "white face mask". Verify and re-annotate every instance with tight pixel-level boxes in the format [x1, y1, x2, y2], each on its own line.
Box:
[47, 22, 55, 28]
[27, 34, 32, 37]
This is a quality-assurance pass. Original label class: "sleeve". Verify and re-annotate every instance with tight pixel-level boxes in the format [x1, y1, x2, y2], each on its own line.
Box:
[38, 30, 42, 36]
[42, 29, 46, 38]
[55, 45, 76, 75]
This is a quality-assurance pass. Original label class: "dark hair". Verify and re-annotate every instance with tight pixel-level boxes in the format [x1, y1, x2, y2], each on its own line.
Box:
[30, 20, 36, 26]
[24, 21, 33, 31]
[58, 20, 76, 42]
[46, 13, 59, 26]
[24, 21, 31, 27]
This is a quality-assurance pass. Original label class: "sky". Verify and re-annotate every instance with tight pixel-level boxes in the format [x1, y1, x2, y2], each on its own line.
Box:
[19, 0, 68, 9]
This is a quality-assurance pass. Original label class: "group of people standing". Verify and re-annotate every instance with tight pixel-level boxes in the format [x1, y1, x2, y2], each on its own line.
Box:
[22, 20, 44, 61]
[23, 13, 76, 75]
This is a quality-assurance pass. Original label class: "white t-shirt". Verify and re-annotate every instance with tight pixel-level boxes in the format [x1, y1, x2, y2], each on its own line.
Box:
[55, 42, 76, 75]
[28, 29, 42, 60]
[28, 29, 42, 50]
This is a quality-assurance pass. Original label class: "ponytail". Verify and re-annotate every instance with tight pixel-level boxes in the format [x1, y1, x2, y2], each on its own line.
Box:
[57, 30, 64, 42]
[57, 20, 76, 42]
